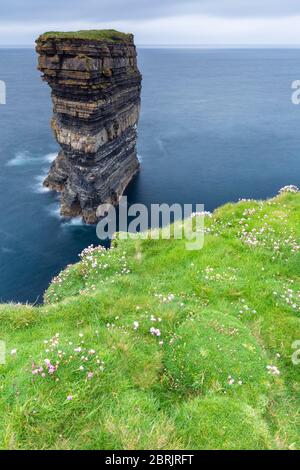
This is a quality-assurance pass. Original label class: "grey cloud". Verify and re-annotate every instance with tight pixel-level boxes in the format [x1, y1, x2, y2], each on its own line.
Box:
[2, 0, 300, 22]
[1, 1, 300, 45]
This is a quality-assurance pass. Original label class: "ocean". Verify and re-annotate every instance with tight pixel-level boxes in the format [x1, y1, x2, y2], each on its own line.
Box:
[0, 47, 300, 303]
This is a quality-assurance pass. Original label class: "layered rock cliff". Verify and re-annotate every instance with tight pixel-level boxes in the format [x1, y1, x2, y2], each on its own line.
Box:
[36, 30, 142, 223]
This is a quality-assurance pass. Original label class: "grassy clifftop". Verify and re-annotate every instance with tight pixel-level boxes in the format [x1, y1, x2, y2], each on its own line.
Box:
[37, 29, 133, 43]
[0, 189, 299, 449]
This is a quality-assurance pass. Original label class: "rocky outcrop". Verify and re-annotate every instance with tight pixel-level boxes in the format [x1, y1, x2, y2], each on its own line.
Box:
[36, 30, 142, 223]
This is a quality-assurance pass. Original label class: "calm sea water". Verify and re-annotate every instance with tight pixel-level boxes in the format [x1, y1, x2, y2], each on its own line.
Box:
[0, 48, 300, 303]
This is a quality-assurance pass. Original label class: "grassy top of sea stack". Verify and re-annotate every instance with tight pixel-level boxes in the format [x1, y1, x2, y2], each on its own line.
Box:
[37, 29, 133, 43]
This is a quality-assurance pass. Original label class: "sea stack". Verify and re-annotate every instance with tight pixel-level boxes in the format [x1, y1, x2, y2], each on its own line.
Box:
[36, 30, 142, 223]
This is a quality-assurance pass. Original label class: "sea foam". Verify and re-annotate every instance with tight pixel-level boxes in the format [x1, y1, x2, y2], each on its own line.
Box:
[62, 217, 84, 227]
[47, 203, 61, 219]
[33, 173, 49, 194]
[7, 151, 57, 167]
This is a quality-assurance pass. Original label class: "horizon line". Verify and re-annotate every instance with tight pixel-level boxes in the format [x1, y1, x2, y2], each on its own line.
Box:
[2, 43, 300, 49]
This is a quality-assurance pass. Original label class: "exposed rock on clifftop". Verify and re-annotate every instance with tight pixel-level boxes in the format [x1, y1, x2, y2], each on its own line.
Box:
[36, 30, 142, 223]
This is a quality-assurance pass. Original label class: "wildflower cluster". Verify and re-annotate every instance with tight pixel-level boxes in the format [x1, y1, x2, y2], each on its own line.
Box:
[203, 266, 238, 282]
[45, 265, 74, 302]
[273, 283, 300, 313]
[191, 211, 212, 218]
[130, 312, 164, 345]
[50, 266, 73, 287]
[80, 244, 110, 278]
[243, 208, 256, 217]
[202, 194, 300, 263]
[45, 244, 132, 303]
[154, 293, 175, 303]
[237, 299, 257, 316]
[30, 332, 105, 398]
[79, 245, 130, 283]
[239, 221, 299, 257]
[227, 375, 243, 386]
[149, 314, 163, 343]
[266, 365, 280, 376]
[150, 327, 161, 337]
[278, 185, 299, 194]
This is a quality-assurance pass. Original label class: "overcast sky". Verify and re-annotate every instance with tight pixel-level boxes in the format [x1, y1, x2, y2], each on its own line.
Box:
[2, 0, 300, 46]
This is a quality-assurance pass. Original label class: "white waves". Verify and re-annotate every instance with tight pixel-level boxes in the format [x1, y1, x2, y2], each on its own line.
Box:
[7, 151, 57, 167]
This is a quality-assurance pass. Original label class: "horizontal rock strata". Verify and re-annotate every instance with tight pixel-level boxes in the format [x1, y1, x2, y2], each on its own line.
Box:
[36, 30, 142, 223]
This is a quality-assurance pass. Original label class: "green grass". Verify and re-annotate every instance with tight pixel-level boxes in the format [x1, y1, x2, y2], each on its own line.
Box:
[0, 189, 299, 449]
[36, 30, 132, 43]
